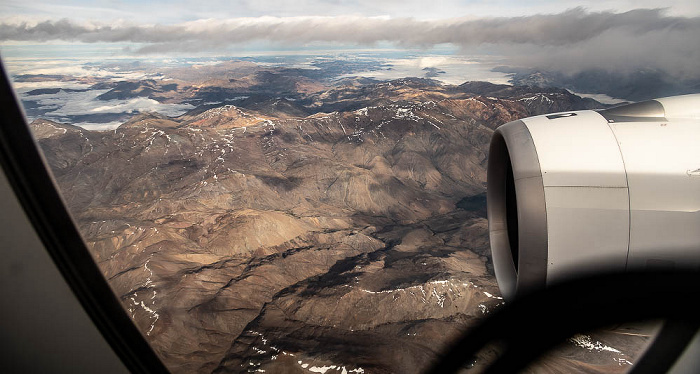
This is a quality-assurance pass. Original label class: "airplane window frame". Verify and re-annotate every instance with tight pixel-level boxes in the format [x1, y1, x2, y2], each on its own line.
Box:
[0, 60, 169, 374]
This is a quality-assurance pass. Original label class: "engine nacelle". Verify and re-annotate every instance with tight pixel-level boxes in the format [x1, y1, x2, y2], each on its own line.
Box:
[488, 94, 700, 300]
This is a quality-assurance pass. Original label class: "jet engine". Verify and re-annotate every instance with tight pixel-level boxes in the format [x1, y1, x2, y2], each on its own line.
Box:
[487, 94, 700, 300]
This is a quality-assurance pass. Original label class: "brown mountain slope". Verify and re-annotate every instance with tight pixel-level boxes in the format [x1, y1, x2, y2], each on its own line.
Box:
[31, 83, 649, 374]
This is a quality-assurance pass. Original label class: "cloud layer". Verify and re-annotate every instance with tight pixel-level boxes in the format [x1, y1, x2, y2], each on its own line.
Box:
[2, 8, 699, 78]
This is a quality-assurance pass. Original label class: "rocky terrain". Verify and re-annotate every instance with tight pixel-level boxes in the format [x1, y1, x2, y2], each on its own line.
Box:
[30, 77, 652, 373]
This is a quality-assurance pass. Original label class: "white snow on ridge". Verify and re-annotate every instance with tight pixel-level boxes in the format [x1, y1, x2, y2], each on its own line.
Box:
[295, 359, 365, 374]
[613, 357, 633, 366]
[483, 291, 503, 300]
[569, 334, 622, 354]
[354, 107, 368, 116]
[245, 330, 365, 374]
[393, 107, 422, 122]
[141, 256, 160, 335]
[43, 122, 68, 134]
[569, 334, 633, 366]
[518, 94, 553, 105]
[358, 279, 492, 309]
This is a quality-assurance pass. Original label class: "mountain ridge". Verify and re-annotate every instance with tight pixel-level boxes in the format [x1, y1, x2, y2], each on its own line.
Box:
[30, 80, 651, 373]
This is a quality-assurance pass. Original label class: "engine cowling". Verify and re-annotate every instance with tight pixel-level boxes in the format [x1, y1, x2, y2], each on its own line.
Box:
[487, 94, 700, 300]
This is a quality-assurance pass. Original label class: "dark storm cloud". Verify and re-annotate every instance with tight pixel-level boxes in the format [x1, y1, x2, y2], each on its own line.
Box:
[2, 8, 699, 78]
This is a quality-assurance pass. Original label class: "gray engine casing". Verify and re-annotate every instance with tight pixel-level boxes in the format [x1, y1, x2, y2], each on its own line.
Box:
[487, 94, 700, 300]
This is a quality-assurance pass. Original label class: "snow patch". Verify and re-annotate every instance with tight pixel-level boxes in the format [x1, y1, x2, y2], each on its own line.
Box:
[569, 334, 621, 353]
[483, 291, 503, 299]
[295, 358, 364, 374]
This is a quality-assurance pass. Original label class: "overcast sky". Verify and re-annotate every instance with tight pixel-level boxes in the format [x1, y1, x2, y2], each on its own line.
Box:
[1, 1, 699, 80]
[2, 0, 699, 22]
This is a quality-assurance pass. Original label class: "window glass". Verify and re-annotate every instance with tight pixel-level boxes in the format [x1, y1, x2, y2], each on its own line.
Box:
[2, 2, 698, 373]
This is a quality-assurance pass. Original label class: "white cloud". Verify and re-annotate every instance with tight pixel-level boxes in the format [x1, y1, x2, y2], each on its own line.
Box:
[86, 97, 194, 117]
[11, 80, 93, 92]
[1, 1, 698, 22]
[22, 88, 195, 126]
[344, 55, 511, 85]
[73, 121, 124, 131]
[1, 8, 698, 79]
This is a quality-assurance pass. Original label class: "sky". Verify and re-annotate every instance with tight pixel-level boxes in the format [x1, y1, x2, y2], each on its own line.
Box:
[1, 1, 699, 81]
[1, 0, 699, 22]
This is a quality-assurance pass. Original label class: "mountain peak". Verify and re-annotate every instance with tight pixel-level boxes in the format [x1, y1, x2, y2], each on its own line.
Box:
[29, 118, 84, 139]
[117, 112, 181, 130]
[183, 104, 274, 129]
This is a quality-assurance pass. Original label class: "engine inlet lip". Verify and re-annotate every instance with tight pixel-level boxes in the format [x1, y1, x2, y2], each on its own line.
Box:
[487, 120, 548, 300]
